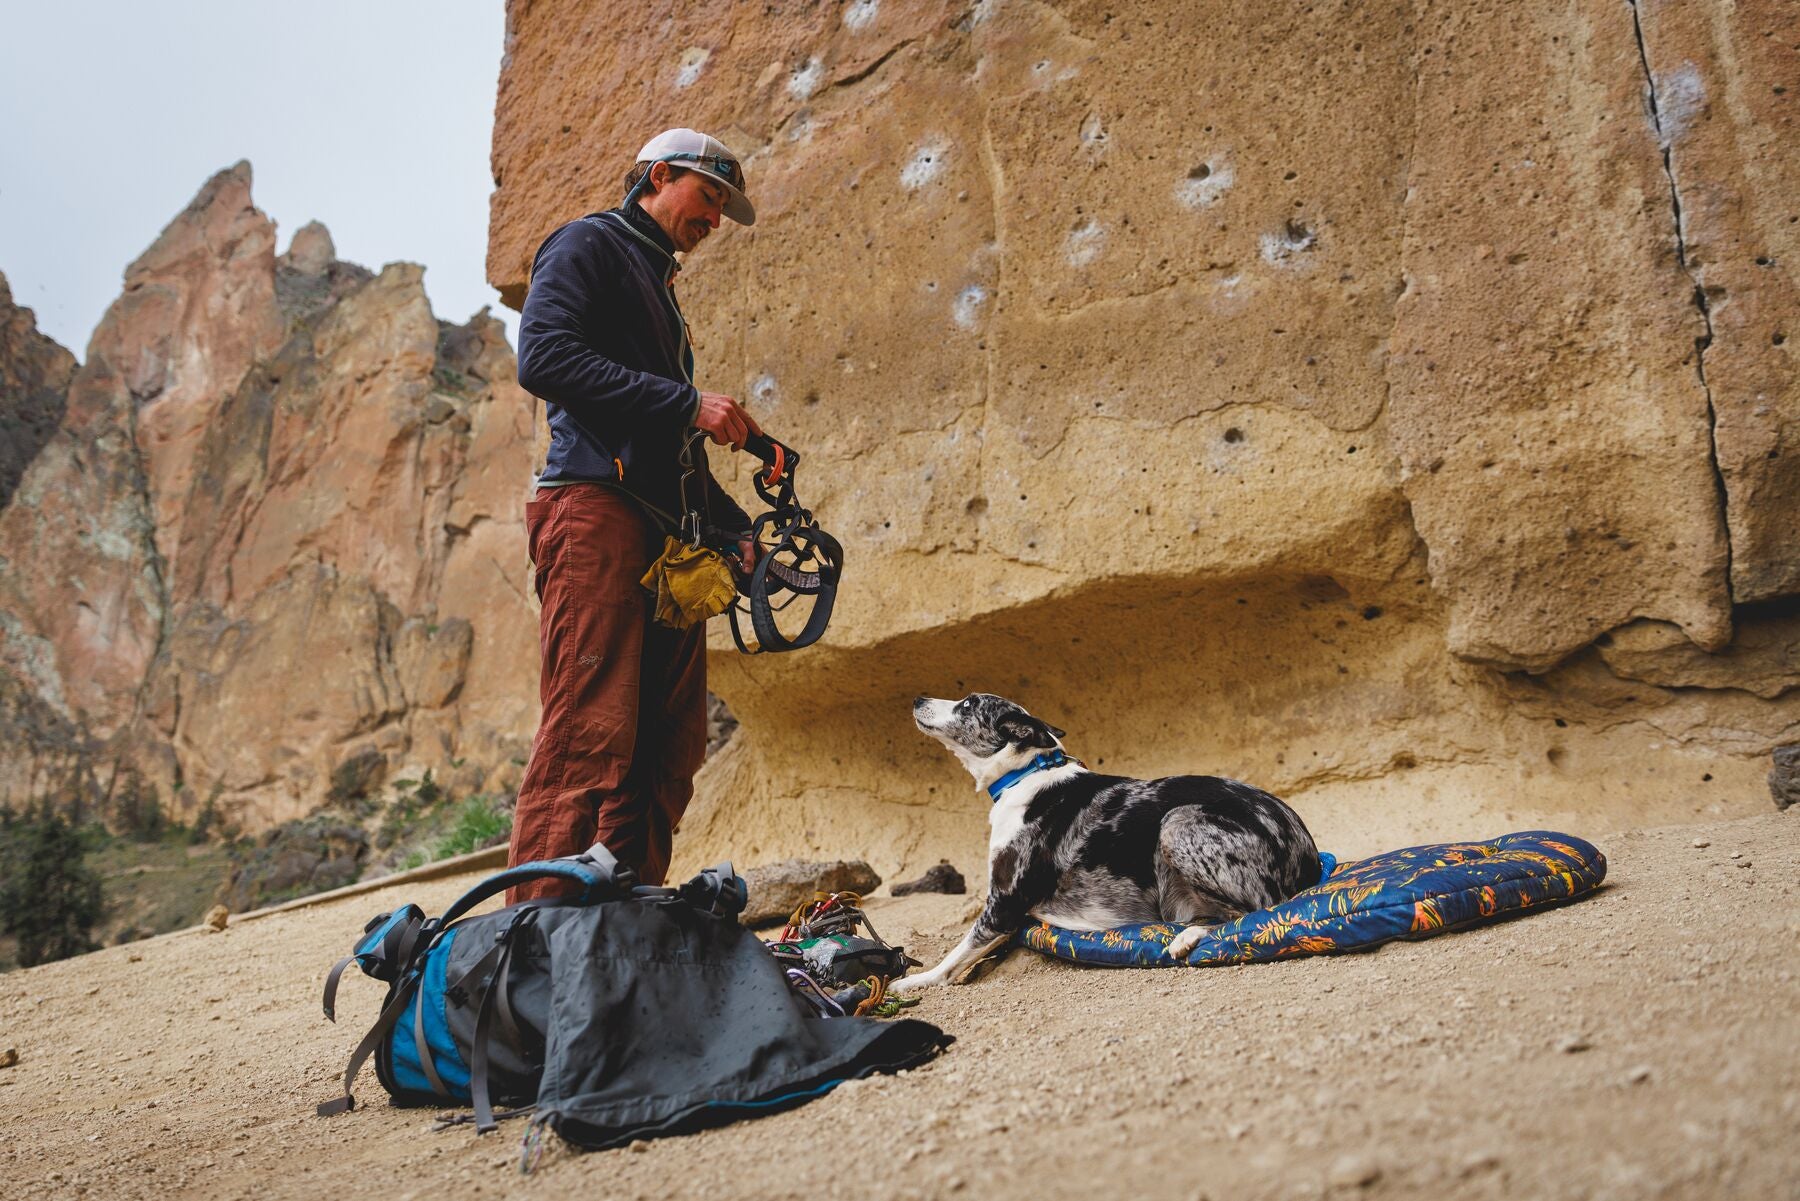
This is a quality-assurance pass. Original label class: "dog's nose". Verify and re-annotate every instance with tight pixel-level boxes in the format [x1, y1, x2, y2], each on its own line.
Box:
[912, 696, 928, 710]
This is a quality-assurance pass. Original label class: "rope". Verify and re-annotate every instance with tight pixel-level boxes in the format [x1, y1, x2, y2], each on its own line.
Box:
[518, 1114, 553, 1175]
[851, 974, 887, 1018]
[869, 994, 922, 1019]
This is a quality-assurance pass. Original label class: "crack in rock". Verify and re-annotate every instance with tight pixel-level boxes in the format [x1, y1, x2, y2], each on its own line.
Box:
[1627, 0, 1731, 601]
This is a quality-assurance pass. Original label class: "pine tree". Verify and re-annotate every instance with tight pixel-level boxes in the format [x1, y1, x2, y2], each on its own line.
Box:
[0, 804, 106, 967]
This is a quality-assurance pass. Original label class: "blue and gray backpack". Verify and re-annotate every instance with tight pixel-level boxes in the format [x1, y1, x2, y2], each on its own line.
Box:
[318, 843, 743, 1132]
[317, 843, 948, 1150]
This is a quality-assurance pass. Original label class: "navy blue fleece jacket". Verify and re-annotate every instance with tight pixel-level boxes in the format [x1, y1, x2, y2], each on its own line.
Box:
[517, 204, 749, 536]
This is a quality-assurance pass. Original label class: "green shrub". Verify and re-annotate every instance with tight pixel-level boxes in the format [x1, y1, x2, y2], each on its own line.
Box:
[187, 794, 221, 846]
[0, 804, 106, 967]
[360, 776, 511, 882]
[112, 776, 168, 842]
[431, 794, 511, 860]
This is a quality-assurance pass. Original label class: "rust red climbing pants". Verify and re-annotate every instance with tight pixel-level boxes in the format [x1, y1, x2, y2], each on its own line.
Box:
[507, 484, 707, 903]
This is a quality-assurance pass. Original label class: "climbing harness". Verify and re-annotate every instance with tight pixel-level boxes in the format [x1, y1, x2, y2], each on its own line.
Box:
[764, 892, 920, 1019]
[670, 429, 843, 654]
[730, 431, 843, 654]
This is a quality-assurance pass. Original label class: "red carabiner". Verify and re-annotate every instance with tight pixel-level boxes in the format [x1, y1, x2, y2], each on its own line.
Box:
[761, 441, 787, 489]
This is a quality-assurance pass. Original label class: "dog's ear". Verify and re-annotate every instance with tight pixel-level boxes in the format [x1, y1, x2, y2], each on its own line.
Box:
[1044, 721, 1066, 740]
[1000, 715, 1060, 749]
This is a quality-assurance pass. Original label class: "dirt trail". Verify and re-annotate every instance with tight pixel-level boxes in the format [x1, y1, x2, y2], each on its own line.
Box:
[2, 811, 1796, 1201]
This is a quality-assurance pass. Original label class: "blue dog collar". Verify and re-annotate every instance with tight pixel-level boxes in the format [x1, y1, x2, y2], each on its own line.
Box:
[1316, 851, 1338, 886]
[988, 749, 1073, 803]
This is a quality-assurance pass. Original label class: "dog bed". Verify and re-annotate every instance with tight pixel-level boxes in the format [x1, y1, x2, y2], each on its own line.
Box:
[1015, 830, 1606, 968]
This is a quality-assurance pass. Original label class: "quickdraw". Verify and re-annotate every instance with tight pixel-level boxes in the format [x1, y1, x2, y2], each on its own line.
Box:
[764, 891, 920, 1019]
[678, 429, 843, 655]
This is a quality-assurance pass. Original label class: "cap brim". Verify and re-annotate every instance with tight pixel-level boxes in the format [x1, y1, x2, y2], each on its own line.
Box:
[690, 165, 755, 226]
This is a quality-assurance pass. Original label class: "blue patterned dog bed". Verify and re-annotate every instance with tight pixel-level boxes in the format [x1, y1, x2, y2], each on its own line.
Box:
[1016, 830, 1607, 968]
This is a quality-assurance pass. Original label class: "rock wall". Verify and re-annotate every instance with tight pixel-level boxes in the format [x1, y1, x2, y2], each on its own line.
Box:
[489, 0, 1798, 876]
[0, 164, 541, 832]
[0, 275, 75, 512]
[4, 5, 1789, 871]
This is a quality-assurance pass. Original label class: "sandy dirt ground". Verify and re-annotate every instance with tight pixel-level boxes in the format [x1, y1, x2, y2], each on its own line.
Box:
[2, 810, 1796, 1201]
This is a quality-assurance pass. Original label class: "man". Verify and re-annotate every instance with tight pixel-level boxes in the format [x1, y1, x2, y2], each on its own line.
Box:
[507, 128, 762, 901]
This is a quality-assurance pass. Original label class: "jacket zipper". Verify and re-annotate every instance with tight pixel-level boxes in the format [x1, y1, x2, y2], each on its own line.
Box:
[598, 212, 694, 384]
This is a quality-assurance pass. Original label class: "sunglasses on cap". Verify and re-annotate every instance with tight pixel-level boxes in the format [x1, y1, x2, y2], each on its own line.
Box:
[659, 151, 742, 186]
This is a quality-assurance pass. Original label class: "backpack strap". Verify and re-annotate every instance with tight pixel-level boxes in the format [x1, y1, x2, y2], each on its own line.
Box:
[323, 906, 427, 1021]
[317, 970, 422, 1117]
[468, 915, 531, 1134]
[489, 933, 525, 1060]
[411, 975, 452, 1100]
[322, 955, 356, 1023]
[435, 843, 634, 932]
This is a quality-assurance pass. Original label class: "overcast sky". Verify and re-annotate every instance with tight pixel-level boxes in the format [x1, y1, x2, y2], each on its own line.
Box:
[0, 2, 512, 359]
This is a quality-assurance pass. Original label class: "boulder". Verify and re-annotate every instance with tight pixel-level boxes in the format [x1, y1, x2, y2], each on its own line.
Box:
[740, 859, 882, 928]
[281, 220, 336, 277]
[394, 616, 474, 710]
[706, 693, 739, 757]
[1597, 613, 1800, 701]
[891, 861, 967, 897]
[218, 816, 369, 912]
[328, 747, 389, 807]
[1771, 746, 1800, 811]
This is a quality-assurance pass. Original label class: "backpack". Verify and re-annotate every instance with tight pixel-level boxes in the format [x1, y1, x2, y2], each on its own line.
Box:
[318, 843, 948, 1149]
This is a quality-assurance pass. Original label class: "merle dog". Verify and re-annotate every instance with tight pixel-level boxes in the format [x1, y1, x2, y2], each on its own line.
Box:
[892, 693, 1322, 991]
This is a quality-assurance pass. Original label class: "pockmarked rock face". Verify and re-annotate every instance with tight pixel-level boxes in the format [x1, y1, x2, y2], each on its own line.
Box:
[1387, 0, 1735, 670]
[492, 2, 1798, 880]
[0, 164, 540, 831]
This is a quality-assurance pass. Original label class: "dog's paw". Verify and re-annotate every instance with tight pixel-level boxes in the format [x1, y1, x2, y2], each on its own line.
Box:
[1165, 925, 1208, 962]
[888, 972, 937, 995]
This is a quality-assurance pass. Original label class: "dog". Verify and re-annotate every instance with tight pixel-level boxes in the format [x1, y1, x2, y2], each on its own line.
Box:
[891, 693, 1322, 991]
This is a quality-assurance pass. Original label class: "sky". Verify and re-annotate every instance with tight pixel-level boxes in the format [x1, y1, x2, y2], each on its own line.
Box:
[0, 2, 513, 359]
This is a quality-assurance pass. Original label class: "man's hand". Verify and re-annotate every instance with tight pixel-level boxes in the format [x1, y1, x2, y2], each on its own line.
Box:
[736, 537, 759, 573]
[694, 391, 763, 451]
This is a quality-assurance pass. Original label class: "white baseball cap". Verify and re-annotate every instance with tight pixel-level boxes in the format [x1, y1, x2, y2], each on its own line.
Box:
[635, 128, 755, 226]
